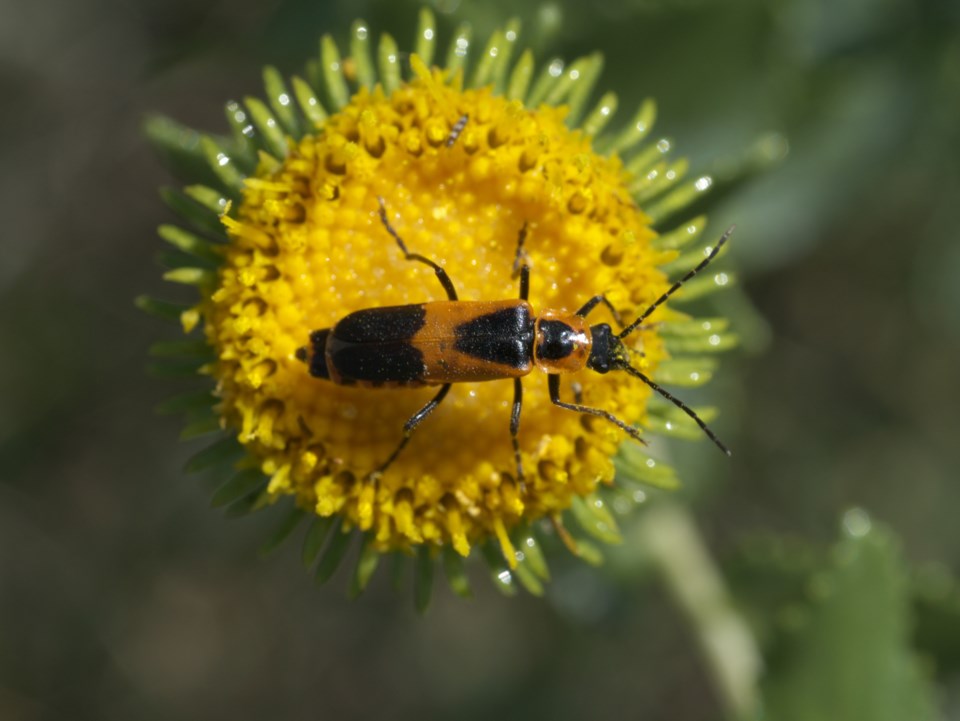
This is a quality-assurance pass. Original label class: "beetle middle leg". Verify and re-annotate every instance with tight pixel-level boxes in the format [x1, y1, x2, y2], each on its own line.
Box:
[511, 222, 530, 299]
[375, 383, 453, 476]
[547, 374, 648, 446]
[377, 196, 459, 301]
[507, 222, 531, 485]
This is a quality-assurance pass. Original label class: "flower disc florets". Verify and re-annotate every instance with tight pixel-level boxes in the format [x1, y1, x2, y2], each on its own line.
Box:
[148, 14, 736, 593]
[207, 61, 671, 559]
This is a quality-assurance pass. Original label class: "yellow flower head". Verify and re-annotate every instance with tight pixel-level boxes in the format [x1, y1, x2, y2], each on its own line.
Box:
[145, 11, 735, 599]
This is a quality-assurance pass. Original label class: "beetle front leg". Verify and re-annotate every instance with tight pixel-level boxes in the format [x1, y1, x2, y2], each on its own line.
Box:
[547, 374, 648, 446]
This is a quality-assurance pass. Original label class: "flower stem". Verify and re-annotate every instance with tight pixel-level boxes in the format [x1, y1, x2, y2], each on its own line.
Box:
[637, 501, 762, 720]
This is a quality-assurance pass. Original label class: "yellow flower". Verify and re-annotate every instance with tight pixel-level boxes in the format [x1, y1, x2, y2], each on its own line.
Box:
[143, 10, 735, 601]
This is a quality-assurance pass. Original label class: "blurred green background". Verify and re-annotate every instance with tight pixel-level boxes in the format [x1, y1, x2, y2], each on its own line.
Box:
[2, 0, 960, 719]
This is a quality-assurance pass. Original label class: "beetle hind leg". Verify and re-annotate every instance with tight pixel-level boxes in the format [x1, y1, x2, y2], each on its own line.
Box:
[510, 377, 526, 487]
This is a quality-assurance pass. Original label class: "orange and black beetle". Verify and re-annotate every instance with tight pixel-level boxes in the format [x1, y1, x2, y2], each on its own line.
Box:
[297, 197, 732, 481]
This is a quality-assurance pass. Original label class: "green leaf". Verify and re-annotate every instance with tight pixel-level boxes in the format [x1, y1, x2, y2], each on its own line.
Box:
[614, 445, 680, 490]
[134, 295, 191, 323]
[261, 66, 301, 138]
[569, 494, 622, 545]
[659, 317, 730, 337]
[544, 53, 603, 109]
[515, 531, 550, 581]
[211, 468, 266, 508]
[162, 267, 217, 287]
[159, 187, 226, 238]
[301, 517, 334, 567]
[183, 185, 229, 215]
[659, 317, 736, 354]
[667, 269, 737, 304]
[525, 57, 564, 108]
[349, 20, 376, 89]
[144, 114, 218, 183]
[348, 537, 381, 598]
[630, 158, 688, 202]
[315, 520, 352, 585]
[223, 100, 257, 167]
[179, 413, 221, 439]
[511, 560, 544, 596]
[444, 23, 472, 77]
[224, 487, 269, 519]
[647, 174, 715, 227]
[580, 91, 618, 138]
[319, 35, 350, 110]
[570, 537, 605, 567]
[378, 33, 402, 95]
[157, 224, 224, 265]
[652, 214, 707, 251]
[599, 98, 656, 156]
[291, 76, 327, 128]
[762, 517, 938, 721]
[660, 242, 731, 279]
[470, 20, 521, 94]
[442, 547, 472, 599]
[200, 135, 246, 194]
[414, 8, 437, 69]
[505, 48, 533, 103]
[183, 435, 243, 473]
[644, 399, 719, 442]
[652, 358, 717, 387]
[481, 542, 517, 596]
[559, 53, 604, 128]
[243, 97, 288, 159]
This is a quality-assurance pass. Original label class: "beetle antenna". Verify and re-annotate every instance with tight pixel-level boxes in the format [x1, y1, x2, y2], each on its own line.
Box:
[617, 225, 735, 340]
[622, 363, 732, 456]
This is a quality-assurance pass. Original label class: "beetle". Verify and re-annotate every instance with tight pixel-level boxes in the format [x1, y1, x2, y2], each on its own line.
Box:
[296, 197, 733, 481]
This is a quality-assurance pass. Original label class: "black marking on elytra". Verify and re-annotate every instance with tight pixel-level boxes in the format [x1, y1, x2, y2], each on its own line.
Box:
[327, 340, 426, 383]
[454, 306, 535, 370]
[324, 305, 428, 383]
[305, 328, 332, 379]
[333, 305, 426, 344]
[536, 320, 578, 361]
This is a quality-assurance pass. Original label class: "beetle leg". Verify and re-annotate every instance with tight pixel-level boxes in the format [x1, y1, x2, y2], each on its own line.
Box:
[377, 197, 459, 301]
[375, 383, 453, 475]
[510, 377, 525, 486]
[509, 222, 531, 301]
[547, 374, 648, 446]
[575, 295, 624, 328]
[517, 263, 530, 303]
